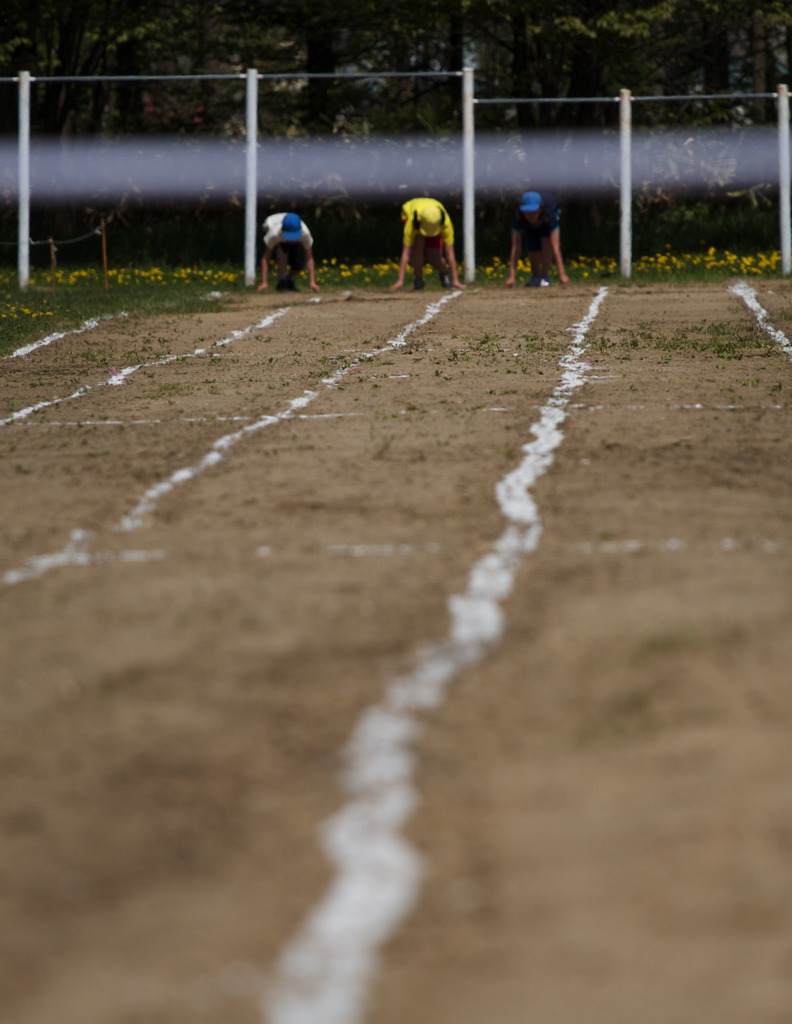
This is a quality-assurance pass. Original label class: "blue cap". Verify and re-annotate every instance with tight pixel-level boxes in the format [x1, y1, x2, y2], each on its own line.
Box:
[281, 212, 302, 241]
[519, 191, 542, 212]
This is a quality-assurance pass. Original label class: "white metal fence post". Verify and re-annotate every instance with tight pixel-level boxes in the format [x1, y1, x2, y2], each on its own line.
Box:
[778, 84, 791, 276]
[619, 88, 632, 278]
[245, 68, 259, 287]
[462, 66, 475, 283]
[18, 70, 31, 292]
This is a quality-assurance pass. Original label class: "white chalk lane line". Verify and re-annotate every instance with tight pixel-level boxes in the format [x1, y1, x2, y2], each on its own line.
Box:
[3, 293, 462, 585]
[2, 529, 167, 587]
[117, 291, 462, 531]
[5, 313, 128, 359]
[257, 536, 784, 560]
[730, 281, 792, 358]
[262, 286, 609, 1024]
[1, 308, 291, 427]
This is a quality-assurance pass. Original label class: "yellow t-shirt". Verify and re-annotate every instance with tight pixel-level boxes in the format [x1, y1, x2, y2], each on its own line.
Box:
[401, 198, 455, 246]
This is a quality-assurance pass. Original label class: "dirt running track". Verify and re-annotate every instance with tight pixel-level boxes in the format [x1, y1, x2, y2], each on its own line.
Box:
[1, 281, 792, 1024]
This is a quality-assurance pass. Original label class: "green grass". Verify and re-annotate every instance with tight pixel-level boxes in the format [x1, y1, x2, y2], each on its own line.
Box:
[1, 251, 789, 357]
[565, 245, 786, 282]
[0, 265, 245, 356]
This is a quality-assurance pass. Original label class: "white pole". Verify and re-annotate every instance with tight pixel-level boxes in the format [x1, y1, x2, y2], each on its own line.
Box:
[778, 84, 790, 276]
[245, 67, 258, 287]
[619, 88, 632, 278]
[18, 70, 30, 292]
[462, 67, 475, 283]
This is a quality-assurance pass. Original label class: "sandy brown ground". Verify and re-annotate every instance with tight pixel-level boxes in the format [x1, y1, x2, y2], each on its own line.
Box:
[1, 281, 791, 1024]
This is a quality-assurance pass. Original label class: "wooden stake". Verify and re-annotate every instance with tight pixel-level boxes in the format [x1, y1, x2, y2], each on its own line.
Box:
[49, 237, 57, 294]
[101, 217, 109, 291]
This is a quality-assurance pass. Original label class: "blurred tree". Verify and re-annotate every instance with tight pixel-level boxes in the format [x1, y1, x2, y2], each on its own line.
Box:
[3, 0, 790, 137]
[1, 0, 790, 254]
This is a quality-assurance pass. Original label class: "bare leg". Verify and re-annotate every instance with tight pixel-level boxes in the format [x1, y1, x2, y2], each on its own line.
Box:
[409, 237, 426, 283]
[425, 247, 450, 279]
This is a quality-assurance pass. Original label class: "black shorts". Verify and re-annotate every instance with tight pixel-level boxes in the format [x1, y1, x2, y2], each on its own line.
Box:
[275, 242, 306, 272]
[522, 219, 564, 252]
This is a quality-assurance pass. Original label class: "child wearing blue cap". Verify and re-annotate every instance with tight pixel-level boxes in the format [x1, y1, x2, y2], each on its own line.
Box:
[505, 191, 569, 288]
[258, 212, 320, 293]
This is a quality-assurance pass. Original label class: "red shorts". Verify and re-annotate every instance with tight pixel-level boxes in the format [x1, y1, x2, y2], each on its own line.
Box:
[423, 234, 443, 250]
